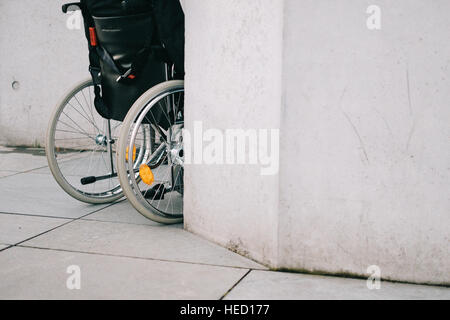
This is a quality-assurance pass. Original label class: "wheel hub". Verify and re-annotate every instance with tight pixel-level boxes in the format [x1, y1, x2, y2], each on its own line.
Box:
[169, 143, 184, 166]
[95, 134, 107, 146]
[168, 124, 184, 166]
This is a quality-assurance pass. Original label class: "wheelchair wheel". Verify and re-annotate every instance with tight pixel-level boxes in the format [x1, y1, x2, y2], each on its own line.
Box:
[46, 78, 127, 204]
[117, 80, 184, 224]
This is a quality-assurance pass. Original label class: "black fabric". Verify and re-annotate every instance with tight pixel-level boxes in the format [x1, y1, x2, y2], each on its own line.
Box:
[92, 12, 166, 121]
[85, 0, 152, 16]
[151, 0, 185, 76]
[78, 0, 184, 121]
[84, 0, 184, 75]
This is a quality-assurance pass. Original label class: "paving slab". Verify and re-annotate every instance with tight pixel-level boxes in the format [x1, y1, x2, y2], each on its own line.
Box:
[23, 219, 265, 269]
[82, 199, 182, 227]
[224, 270, 450, 300]
[0, 246, 248, 299]
[0, 149, 48, 172]
[0, 172, 107, 218]
[0, 213, 69, 245]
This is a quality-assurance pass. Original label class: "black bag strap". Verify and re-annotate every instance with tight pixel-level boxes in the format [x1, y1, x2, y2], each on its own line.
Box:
[95, 46, 121, 75]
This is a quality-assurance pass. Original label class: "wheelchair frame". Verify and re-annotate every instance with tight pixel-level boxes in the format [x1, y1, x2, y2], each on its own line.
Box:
[46, 3, 185, 224]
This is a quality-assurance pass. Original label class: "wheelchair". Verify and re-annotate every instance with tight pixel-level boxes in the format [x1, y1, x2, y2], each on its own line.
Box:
[46, 3, 184, 224]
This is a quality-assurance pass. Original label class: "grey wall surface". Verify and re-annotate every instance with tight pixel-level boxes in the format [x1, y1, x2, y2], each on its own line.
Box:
[0, 0, 87, 146]
[185, 0, 449, 285]
[278, 0, 449, 285]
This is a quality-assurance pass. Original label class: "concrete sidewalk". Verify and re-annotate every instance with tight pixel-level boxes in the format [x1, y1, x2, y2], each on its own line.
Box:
[0, 146, 448, 300]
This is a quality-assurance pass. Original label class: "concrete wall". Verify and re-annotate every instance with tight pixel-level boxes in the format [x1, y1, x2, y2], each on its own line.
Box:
[185, 0, 450, 285]
[278, 0, 450, 285]
[0, 0, 87, 146]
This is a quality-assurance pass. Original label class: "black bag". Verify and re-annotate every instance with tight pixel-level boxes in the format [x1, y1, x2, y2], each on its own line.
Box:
[78, 0, 174, 121]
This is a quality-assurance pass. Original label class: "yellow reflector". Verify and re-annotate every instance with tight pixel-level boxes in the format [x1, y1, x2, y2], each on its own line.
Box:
[126, 145, 136, 162]
[139, 164, 155, 185]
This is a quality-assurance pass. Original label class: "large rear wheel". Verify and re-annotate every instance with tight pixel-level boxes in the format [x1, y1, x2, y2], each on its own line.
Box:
[117, 80, 184, 224]
[46, 79, 125, 204]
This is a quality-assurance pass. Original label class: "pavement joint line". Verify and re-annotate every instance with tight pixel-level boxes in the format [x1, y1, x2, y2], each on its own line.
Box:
[14, 244, 266, 271]
[0, 245, 13, 252]
[240, 269, 450, 289]
[0, 172, 20, 179]
[219, 269, 252, 300]
[0, 211, 75, 220]
[8, 202, 118, 248]
[0, 165, 50, 180]
[7, 151, 106, 178]
[0, 170, 20, 175]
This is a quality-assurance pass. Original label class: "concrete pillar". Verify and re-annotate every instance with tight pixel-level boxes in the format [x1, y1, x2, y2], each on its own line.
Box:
[185, 0, 450, 285]
[184, 0, 284, 266]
